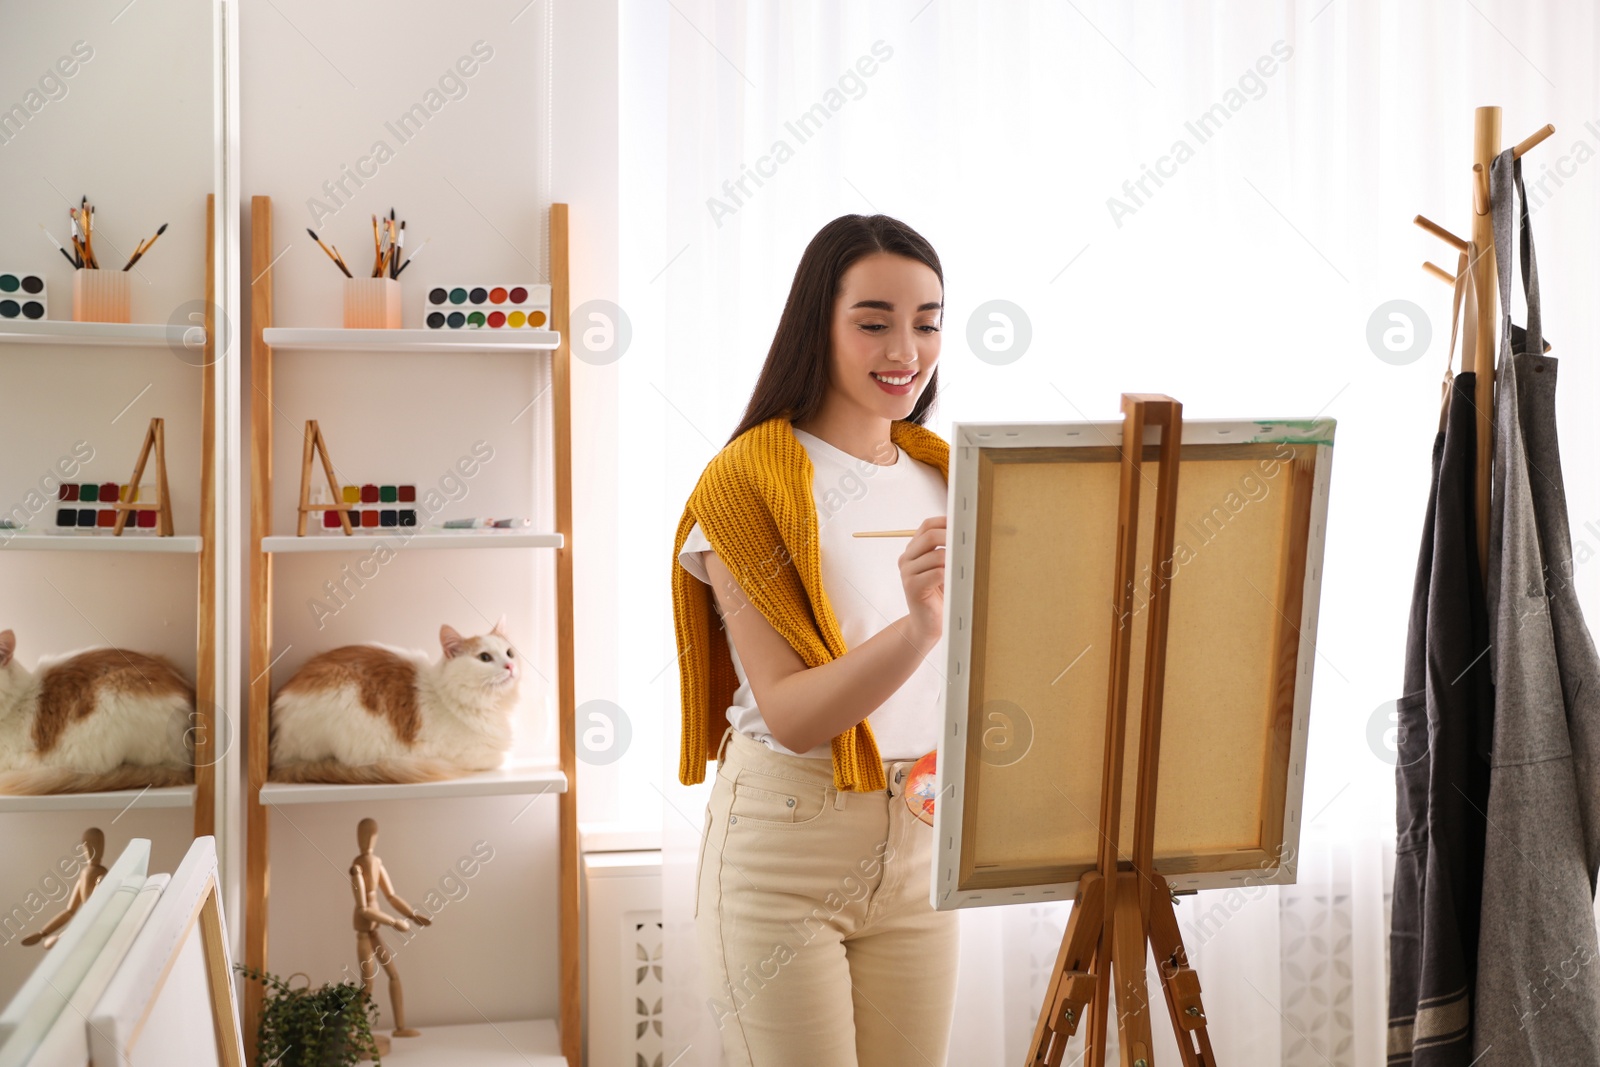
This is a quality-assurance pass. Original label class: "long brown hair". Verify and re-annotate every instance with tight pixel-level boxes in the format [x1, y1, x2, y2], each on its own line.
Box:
[726, 214, 942, 444]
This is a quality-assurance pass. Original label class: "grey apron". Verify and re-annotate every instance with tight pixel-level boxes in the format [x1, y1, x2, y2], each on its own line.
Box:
[1386, 363, 1494, 1066]
[1472, 148, 1600, 1064]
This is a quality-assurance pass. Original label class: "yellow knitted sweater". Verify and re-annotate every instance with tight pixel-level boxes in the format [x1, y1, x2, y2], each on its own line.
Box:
[672, 415, 950, 792]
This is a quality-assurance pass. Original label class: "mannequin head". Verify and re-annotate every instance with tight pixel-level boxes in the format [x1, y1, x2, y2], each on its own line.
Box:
[81, 827, 104, 867]
[357, 817, 378, 852]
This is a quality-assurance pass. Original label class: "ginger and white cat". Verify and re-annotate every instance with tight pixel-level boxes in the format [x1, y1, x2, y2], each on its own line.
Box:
[0, 629, 195, 795]
[270, 620, 521, 784]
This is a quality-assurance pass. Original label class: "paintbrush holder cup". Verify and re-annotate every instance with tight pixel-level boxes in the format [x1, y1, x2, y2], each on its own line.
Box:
[344, 278, 402, 329]
[72, 269, 131, 324]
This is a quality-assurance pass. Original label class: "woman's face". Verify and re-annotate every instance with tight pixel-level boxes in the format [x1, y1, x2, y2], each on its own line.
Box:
[827, 251, 942, 423]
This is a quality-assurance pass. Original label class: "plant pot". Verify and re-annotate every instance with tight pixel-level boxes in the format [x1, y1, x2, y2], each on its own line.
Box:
[344, 277, 401, 329]
[72, 268, 131, 323]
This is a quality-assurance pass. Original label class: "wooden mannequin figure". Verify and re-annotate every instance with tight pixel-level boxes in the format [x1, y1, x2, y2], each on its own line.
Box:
[21, 827, 108, 949]
[351, 817, 432, 1038]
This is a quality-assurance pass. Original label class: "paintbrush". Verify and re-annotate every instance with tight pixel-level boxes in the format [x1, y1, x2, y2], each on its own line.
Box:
[306, 227, 354, 278]
[122, 223, 168, 271]
[393, 236, 427, 278]
[40, 224, 79, 269]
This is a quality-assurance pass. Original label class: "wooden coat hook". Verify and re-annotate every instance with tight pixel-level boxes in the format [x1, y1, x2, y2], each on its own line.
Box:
[1408, 111, 1555, 585]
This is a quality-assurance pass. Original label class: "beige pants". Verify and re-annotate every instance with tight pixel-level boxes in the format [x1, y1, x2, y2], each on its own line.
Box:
[695, 727, 959, 1066]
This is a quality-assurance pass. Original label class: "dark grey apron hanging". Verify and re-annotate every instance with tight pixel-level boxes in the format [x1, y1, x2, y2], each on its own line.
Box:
[1387, 271, 1495, 1062]
[1472, 148, 1600, 1065]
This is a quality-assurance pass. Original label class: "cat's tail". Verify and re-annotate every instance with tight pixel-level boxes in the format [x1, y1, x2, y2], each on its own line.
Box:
[0, 764, 194, 796]
[267, 758, 463, 785]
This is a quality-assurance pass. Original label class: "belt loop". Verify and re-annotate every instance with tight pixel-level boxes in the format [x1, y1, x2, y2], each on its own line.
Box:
[715, 725, 736, 765]
[834, 787, 847, 810]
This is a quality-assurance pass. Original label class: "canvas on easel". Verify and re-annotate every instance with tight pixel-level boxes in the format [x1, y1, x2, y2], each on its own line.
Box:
[933, 399, 1333, 1064]
[935, 410, 1333, 909]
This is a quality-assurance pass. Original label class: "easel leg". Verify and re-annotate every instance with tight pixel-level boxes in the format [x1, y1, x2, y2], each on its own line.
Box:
[1027, 872, 1104, 1067]
[1148, 883, 1216, 1066]
[154, 418, 173, 536]
[1112, 871, 1154, 1066]
[296, 423, 316, 537]
[115, 419, 157, 535]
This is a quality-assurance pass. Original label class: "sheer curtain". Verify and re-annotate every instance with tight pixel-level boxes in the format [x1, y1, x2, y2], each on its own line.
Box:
[613, 2, 1600, 1063]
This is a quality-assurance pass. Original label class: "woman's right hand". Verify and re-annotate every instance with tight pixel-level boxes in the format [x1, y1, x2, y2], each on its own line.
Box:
[899, 515, 947, 646]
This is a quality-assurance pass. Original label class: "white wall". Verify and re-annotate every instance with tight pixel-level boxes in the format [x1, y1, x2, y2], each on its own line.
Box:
[0, 0, 217, 1006]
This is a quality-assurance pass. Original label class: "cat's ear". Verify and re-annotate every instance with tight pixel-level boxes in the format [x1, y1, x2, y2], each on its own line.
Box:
[490, 614, 508, 638]
[0, 630, 12, 667]
[440, 624, 465, 659]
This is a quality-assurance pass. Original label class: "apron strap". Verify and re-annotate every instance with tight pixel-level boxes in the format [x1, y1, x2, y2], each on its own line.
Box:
[1489, 148, 1543, 357]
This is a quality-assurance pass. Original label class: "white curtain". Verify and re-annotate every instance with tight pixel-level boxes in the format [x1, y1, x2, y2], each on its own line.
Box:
[613, 2, 1600, 1063]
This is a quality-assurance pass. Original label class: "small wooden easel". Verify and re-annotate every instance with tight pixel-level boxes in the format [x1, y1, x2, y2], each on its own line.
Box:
[1027, 394, 1217, 1067]
[296, 419, 354, 536]
[113, 417, 175, 536]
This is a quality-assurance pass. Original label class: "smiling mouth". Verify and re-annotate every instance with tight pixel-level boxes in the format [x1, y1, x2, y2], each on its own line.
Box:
[870, 370, 917, 386]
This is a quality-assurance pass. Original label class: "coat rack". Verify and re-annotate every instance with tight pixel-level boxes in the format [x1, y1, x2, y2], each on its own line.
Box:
[1414, 107, 1553, 581]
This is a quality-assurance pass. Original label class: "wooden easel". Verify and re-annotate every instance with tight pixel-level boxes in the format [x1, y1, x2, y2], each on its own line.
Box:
[1414, 108, 1554, 584]
[296, 419, 354, 536]
[112, 416, 175, 536]
[1027, 394, 1216, 1067]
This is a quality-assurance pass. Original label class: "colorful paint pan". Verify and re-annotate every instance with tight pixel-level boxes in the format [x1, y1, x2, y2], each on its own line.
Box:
[320, 482, 417, 534]
[0, 271, 47, 321]
[53, 483, 145, 532]
[422, 283, 550, 330]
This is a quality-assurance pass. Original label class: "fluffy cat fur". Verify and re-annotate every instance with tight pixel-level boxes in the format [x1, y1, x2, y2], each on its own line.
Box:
[0, 629, 195, 795]
[269, 619, 521, 784]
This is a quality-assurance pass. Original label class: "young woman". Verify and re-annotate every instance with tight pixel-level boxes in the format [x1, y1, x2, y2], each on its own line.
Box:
[672, 214, 957, 1066]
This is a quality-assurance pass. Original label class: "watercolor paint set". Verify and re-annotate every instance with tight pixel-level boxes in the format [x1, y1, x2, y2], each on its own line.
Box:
[423, 283, 550, 330]
[314, 482, 418, 531]
[55, 481, 155, 530]
[0, 271, 47, 320]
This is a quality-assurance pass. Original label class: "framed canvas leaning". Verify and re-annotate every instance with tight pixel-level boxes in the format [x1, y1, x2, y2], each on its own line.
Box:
[934, 414, 1335, 910]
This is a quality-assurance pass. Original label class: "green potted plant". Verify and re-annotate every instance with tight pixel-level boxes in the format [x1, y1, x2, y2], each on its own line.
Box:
[236, 964, 383, 1066]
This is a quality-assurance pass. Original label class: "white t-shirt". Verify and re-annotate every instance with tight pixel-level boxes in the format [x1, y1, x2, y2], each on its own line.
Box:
[677, 426, 948, 760]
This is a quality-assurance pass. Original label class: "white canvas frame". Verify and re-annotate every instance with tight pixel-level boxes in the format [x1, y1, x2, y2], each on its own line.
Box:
[88, 836, 243, 1067]
[0, 839, 150, 1065]
[933, 417, 1334, 911]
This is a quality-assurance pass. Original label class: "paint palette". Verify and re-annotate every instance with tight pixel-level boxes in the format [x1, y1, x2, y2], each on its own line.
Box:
[905, 749, 937, 826]
[423, 284, 549, 330]
[0, 271, 47, 321]
[322, 483, 418, 531]
[56, 482, 154, 530]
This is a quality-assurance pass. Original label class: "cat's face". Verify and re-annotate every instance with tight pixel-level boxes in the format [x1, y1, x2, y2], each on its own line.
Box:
[440, 619, 519, 690]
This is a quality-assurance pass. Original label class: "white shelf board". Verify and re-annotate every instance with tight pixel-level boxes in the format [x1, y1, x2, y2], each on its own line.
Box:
[0, 784, 193, 814]
[373, 1020, 564, 1065]
[261, 530, 563, 553]
[260, 764, 567, 806]
[263, 327, 559, 352]
[0, 533, 203, 554]
[0, 320, 204, 348]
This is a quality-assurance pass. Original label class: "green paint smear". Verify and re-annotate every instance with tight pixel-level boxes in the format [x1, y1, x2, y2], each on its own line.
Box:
[1246, 418, 1336, 445]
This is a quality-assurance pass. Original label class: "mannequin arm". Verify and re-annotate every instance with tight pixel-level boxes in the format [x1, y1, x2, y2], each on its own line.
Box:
[378, 866, 432, 926]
